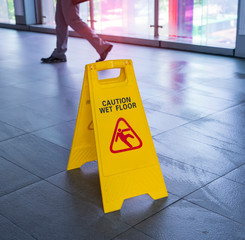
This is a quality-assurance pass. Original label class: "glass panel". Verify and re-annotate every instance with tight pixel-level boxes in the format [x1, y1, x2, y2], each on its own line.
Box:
[14, 0, 24, 16]
[160, 0, 238, 48]
[0, 0, 15, 23]
[203, 0, 238, 47]
[41, 0, 56, 25]
[37, 0, 238, 49]
[92, 0, 154, 38]
[159, 0, 169, 38]
[79, 1, 90, 24]
[40, 0, 89, 28]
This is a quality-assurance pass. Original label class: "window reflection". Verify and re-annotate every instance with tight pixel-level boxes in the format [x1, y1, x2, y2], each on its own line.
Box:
[0, 0, 15, 24]
[94, 0, 238, 47]
[93, 0, 154, 37]
[26, 0, 238, 49]
[162, 0, 238, 48]
[40, 0, 56, 26]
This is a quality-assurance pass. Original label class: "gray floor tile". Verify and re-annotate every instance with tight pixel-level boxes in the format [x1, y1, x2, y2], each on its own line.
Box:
[158, 155, 218, 197]
[33, 120, 76, 150]
[185, 177, 245, 224]
[40, 63, 84, 90]
[203, 73, 245, 95]
[1, 28, 245, 240]
[0, 134, 70, 179]
[22, 91, 81, 123]
[107, 193, 178, 227]
[0, 69, 37, 88]
[187, 82, 245, 103]
[0, 121, 25, 142]
[144, 96, 215, 121]
[174, 88, 234, 111]
[0, 214, 35, 240]
[0, 105, 65, 132]
[14, 80, 77, 98]
[47, 161, 179, 226]
[224, 164, 245, 185]
[135, 200, 245, 240]
[144, 87, 235, 120]
[174, 104, 245, 155]
[47, 162, 103, 208]
[168, 119, 245, 156]
[139, 82, 170, 101]
[0, 86, 45, 108]
[154, 130, 245, 175]
[113, 228, 155, 240]
[0, 181, 130, 240]
[140, 72, 188, 93]
[145, 108, 188, 136]
[0, 156, 40, 197]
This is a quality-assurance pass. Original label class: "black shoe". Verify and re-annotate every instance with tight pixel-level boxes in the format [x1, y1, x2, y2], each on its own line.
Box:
[96, 45, 113, 62]
[41, 56, 66, 63]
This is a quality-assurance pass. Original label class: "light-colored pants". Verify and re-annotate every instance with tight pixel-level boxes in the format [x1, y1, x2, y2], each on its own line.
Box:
[52, 0, 110, 60]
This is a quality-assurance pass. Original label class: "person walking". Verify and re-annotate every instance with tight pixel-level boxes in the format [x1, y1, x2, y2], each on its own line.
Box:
[41, 0, 113, 63]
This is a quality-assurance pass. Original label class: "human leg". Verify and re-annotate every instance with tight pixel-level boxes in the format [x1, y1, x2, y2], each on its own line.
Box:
[41, 0, 68, 63]
[51, 0, 69, 60]
[61, 0, 112, 60]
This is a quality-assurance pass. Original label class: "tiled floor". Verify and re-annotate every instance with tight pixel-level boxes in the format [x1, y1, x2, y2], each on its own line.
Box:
[0, 28, 245, 240]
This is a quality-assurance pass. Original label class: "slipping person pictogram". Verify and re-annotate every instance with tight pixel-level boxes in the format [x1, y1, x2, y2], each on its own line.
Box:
[110, 118, 142, 153]
[115, 128, 134, 149]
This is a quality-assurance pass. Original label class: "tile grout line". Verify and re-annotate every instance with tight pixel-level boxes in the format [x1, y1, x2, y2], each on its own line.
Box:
[0, 132, 29, 144]
[110, 194, 182, 240]
[222, 162, 245, 186]
[110, 225, 156, 240]
[182, 162, 245, 194]
[0, 156, 68, 199]
[0, 119, 29, 133]
[116, 192, 183, 238]
[29, 132, 72, 151]
[185, 200, 245, 227]
[112, 163, 245, 239]
[0, 211, 39, 240]
[157, 153, 222, 177]
[42, 173, 104, 209]
[157, 150, 245, 178]
[152, 100, 245, 138]
[180, 168, 245, 226]
[0, 127, 72, 152]
[0, 155, 44, 181]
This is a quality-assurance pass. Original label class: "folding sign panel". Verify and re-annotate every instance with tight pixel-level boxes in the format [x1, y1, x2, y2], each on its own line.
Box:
[67, 59, 168, 213]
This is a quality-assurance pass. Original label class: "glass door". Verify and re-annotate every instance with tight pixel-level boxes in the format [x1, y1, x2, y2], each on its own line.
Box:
[40, 0, 56, 25]
[0, 0, 15, 23]
[92, 0, 155, 38]
[35, 0, 239, 50]
[40, 0, 90, 27]
[160, 0, 238, 48]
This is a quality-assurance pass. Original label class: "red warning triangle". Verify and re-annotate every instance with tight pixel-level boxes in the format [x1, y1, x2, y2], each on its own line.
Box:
[88, 121, 94, 130]
[110, 118, 143, 153]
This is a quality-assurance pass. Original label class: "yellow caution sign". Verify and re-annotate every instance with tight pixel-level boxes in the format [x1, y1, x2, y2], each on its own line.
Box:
[67, 59, 168, 213]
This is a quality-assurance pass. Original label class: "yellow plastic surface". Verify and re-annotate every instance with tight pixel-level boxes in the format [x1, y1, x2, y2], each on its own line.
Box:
[67, 59, 168, 213]
[67, 71, 97, 170]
